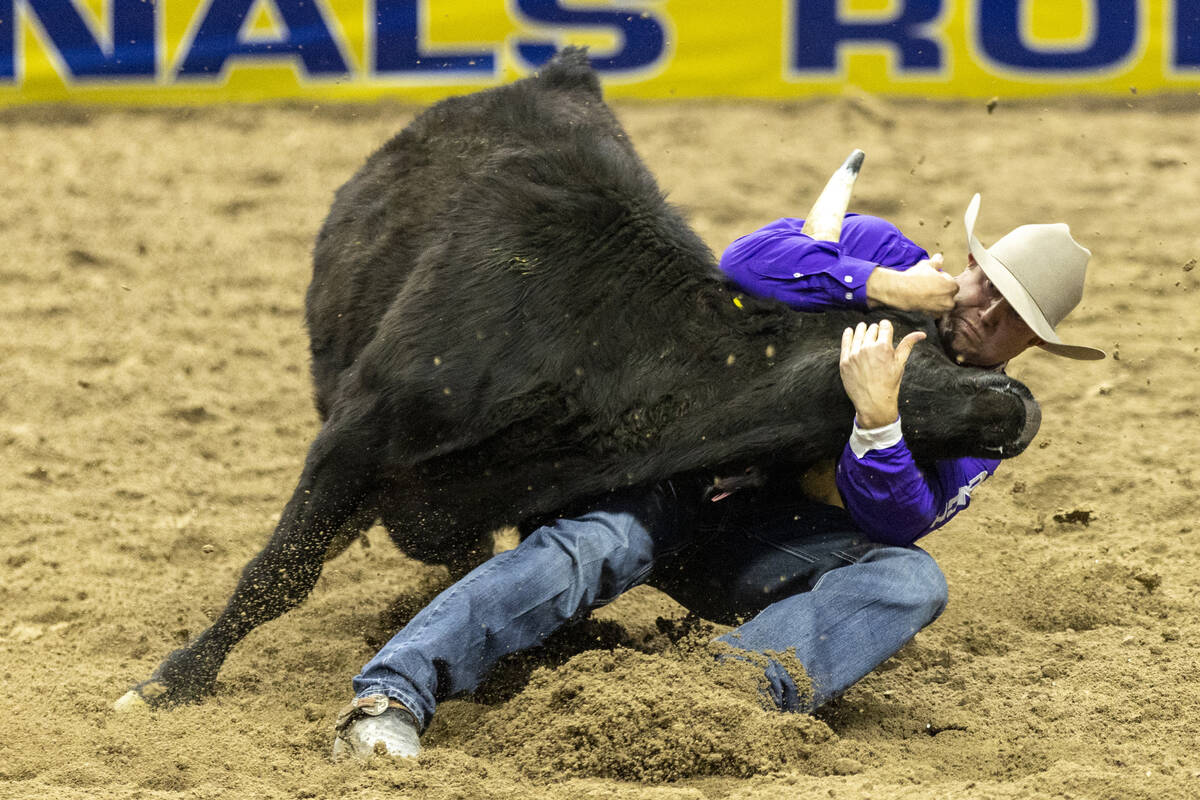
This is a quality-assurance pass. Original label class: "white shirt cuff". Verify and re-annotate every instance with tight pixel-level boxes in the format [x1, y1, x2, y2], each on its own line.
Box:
[848, 416, 903, 459]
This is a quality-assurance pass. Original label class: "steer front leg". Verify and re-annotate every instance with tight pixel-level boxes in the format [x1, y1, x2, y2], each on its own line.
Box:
[115, 396, 384, 710]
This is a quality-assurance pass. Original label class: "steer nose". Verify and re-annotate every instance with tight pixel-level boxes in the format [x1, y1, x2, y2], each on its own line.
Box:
[1011, 389, 1041, 455]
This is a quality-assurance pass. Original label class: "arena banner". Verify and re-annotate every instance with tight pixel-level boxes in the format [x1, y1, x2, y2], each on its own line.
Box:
[2, 0, 1199, 105]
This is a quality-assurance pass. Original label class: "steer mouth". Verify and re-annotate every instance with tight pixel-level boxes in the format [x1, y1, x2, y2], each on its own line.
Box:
[974, 379, 1042, 458]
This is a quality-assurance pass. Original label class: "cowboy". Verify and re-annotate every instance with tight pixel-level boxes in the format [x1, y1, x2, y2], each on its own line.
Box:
[331, 192, 1103, 760]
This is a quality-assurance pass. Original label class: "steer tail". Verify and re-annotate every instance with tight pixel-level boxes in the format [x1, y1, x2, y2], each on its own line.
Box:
[536, 46, 602, 98]
[801, 149, 865, 243]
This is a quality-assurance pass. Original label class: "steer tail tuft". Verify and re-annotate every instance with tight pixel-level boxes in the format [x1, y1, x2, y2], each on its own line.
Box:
[537, 46, 602, 98]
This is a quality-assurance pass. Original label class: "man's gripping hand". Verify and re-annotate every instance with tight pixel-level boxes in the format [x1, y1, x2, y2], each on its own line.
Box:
[839, 320, 925, 429]
[866, 254, 957, 313]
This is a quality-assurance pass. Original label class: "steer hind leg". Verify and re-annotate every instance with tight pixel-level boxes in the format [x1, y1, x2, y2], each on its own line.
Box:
[117, 396, 386, 709]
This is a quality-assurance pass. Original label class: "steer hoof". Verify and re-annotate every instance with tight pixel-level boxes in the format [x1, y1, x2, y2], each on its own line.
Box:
[112, 679, 179, 713]
[112, 689, 152, 713]
[113, 655, 219, 712]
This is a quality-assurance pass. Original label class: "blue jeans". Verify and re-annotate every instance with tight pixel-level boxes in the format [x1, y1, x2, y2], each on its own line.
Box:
[352, 481, 949, 729]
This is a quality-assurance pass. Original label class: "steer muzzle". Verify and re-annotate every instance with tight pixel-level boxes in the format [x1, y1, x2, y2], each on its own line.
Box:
[900, 370, 1042, 461]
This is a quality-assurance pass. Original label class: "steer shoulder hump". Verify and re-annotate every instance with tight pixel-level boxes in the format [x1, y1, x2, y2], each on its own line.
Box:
[535, 46, 602, 98]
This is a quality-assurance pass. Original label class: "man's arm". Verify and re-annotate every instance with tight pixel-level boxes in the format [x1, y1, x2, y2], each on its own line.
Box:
[834, 320, 999, 544]
[866, 254, 957, 313]
[834, 422, 998, 545]
[719, 215, 956, 313]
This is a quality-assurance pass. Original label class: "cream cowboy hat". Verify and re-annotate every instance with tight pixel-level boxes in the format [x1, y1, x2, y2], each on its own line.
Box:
[964, 194, 1105, 360]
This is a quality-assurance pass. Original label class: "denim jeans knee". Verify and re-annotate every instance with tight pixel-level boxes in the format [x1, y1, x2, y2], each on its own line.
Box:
[855, 546, 948, 624]
[711, 543, 950, 712]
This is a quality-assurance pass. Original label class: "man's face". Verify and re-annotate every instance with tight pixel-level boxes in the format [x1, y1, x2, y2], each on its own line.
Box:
[938, 257, 1043, 367]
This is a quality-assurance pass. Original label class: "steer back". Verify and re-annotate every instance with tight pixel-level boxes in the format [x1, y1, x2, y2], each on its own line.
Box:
[306, 48, 1040, 538]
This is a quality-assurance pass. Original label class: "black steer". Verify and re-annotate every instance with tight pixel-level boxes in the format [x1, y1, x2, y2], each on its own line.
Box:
[120, 48, 1039, 709]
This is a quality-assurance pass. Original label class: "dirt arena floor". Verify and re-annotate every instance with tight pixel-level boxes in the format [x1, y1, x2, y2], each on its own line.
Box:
[3, 92, 1200, 799]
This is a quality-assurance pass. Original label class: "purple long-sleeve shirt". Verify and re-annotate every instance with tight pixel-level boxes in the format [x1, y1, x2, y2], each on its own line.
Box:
[719, 214, 1000, 545]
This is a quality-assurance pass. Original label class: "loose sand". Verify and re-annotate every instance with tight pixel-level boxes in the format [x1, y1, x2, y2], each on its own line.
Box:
[2, 94, 1199, 798]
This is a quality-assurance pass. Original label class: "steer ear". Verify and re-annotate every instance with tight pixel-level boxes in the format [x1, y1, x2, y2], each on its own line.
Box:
[800, 149, 865, 243]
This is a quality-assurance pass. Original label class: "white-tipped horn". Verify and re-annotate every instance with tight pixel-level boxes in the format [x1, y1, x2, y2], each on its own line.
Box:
[800, 149, 865, 243]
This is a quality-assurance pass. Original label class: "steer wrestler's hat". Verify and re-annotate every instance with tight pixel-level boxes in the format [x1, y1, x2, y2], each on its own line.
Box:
[964, 194, 1106, 360]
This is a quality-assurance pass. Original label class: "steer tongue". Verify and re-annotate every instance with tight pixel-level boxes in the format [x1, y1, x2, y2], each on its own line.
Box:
[800, 149, 865, 243]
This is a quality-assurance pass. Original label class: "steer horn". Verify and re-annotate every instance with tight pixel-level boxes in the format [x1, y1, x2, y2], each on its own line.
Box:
[801, 149, 865, 243]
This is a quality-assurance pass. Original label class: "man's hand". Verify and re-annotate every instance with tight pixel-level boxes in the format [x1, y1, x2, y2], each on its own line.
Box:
[866, 254, 958, 313]
[839, 320, 925, 429]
